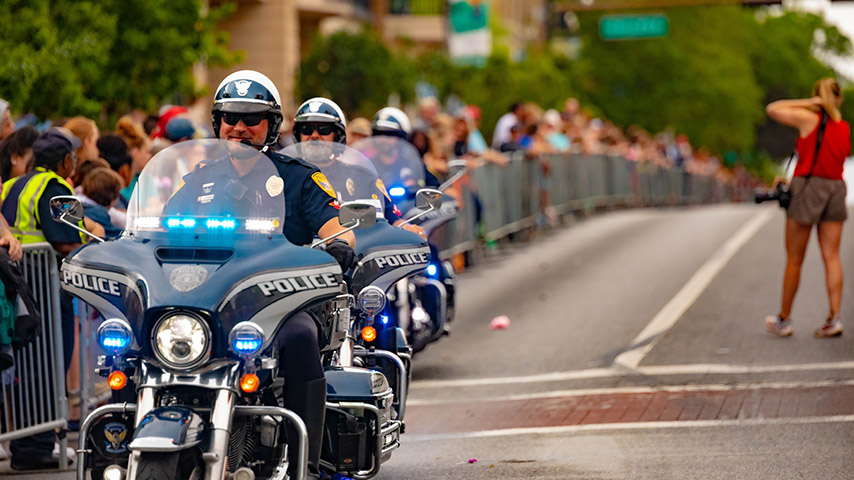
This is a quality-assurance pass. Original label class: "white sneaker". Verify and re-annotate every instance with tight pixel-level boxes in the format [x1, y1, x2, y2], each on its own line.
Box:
[52, 442, 76, 459]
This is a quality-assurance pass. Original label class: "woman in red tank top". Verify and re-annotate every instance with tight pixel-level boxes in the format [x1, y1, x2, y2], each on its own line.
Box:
[765, 78, 849, 338]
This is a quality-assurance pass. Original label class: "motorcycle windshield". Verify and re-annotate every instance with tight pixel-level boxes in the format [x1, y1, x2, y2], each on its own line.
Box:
[281, 141, 385, 215]
[126, 139, 286, 241]
[352, 136, 426, 202]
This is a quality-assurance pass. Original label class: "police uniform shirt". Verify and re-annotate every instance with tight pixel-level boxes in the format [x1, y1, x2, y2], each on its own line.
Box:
[39, 179, 83, 244]
[268, 151, 341, 244]
[165, 150, 339, 245]
[314, 159, 402, 224]
[166, 155, 284, 220]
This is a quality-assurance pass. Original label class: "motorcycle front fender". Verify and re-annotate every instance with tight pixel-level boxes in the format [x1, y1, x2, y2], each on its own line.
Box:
[127, 406, 208, 452]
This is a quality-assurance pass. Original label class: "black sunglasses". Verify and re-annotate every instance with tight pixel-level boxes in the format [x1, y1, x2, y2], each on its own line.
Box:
[299, 124, 335, 136]
[221, 112, 268, 127]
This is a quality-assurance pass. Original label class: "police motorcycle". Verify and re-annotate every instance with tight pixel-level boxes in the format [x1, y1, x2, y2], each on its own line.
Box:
[352, 136, 465, 354]
[280, 141, 434, 427]
[51, 139, 403, 480]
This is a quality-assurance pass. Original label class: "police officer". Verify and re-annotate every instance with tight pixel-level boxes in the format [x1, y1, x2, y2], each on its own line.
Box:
[293, 98, 426, 238]
[209, 70, 353, 479]
[371, 106, 441, 188]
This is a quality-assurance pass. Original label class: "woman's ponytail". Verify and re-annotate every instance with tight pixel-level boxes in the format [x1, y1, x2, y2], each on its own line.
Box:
[813, 78, 843, 122]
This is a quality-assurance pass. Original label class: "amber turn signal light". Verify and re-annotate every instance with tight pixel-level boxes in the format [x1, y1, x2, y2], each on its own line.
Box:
[108, 371, 127, 390]
[240, 373, 260, 393]
[361, 326, 377, 342]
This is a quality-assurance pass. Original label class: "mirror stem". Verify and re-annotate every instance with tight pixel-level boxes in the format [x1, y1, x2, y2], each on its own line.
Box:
[311, 220, 360, 249]
[60, 213, 105, 243]
[438, 172, 465, 192]
[397, 204, 436, 227]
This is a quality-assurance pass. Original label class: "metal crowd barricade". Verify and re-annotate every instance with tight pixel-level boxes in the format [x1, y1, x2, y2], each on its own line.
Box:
[429, 151, 745, 258]
[0, 243, 70, 469]
[77, 302, 110, 419]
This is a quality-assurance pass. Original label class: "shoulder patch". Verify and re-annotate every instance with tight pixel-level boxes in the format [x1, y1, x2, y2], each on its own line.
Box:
[375, 178, 391, 201]
[311, 172, 336, 199]
[168, 179, 186, 202]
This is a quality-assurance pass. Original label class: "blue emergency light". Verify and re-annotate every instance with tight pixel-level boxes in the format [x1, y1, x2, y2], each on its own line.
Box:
[389, 186, 406, 198]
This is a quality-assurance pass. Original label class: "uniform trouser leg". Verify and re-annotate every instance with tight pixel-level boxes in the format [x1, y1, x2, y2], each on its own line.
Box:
[278, 312, 326, 479]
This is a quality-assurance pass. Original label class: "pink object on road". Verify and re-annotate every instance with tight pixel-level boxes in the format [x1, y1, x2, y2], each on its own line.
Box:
[489, 315, 511, 330]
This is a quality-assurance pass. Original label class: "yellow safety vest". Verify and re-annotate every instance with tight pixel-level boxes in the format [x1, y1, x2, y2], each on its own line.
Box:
[1, 167, 85, 244]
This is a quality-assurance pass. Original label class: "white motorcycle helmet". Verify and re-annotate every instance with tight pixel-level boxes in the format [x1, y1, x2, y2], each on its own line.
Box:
[211, 70, 284, 146]
[372, 107, 412, 139]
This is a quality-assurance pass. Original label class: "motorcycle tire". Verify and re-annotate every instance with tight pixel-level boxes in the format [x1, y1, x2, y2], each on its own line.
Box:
[135, 451, 202, 480]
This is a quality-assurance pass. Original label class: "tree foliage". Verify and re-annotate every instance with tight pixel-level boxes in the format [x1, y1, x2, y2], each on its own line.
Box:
[575, 6, 765, 154]
[298, 31, 417, 119]
[0, 0, 240, 122]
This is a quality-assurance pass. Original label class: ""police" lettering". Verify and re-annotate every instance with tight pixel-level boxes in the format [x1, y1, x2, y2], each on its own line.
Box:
[374, 252, 429, 269]
[62, 271, 122, 296]
[257, 272, 339, 297]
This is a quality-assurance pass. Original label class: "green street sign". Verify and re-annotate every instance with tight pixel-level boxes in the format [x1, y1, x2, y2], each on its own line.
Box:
[599, 14, 669, 41]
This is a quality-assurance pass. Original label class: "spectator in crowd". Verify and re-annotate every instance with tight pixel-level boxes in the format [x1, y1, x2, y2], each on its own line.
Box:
[492, 101, 525, 149]
[163, 117, 196, 144]
[1, 128, 103, 470]
[460, 105, 488, 154]
[97, 135, 133, 208]
[143, 113, 159, 137]
[0, 99, 14, 142]
[499, 124, 525, 152]
[542, 109, 570, 152]
[0, 126, 38, 183]
[765, 78, 850, 338]
[414, 96, 440, 132]
[63, 116, 100, 163]
[452, 116, 470, 157]
[347, 117, 372, 145]
[150, 105, 189, 153]
[80, 167, 124, 239]
[410, 128, 431, 158]
[115, 116, 152, 212]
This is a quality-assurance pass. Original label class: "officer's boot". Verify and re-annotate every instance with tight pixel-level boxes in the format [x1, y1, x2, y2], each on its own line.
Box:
[284, 377, 327, 480]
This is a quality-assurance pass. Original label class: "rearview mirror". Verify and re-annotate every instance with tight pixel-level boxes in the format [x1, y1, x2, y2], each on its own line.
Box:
[48, 195, 105, 243]
[447, 159, 467, 175]
[339, 201, 377, 230]
[49, 196, 83, 223]
[415, 188, 443, 211]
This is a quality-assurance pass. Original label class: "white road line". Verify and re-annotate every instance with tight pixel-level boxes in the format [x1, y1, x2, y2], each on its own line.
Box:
[410, 360, 854, 389]
[407, 379, 854, 406]
[614, 207, 776, 370]
[406, 415, 854, 442]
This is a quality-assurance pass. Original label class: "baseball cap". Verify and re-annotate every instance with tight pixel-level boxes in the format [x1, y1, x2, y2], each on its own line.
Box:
[33, 127, 82, 165]
[164, 117, 196, 142]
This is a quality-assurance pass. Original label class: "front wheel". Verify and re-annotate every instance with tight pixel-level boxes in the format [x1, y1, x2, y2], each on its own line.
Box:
[135, 451, 202, 480]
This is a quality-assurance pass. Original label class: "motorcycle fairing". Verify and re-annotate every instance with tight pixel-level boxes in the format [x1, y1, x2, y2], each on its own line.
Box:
[351, 223, 429, 293]
[60, 261, 145, 326]
[217, 263, 343, 350]
[62, 235, 342, 344]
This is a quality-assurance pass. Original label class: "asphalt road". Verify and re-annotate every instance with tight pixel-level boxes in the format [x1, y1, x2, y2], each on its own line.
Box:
[7, 203, 853, 479]
[376, 203, 854, 479]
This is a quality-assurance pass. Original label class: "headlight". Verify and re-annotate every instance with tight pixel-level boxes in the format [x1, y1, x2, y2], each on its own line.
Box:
[229, 322, 265, 355]
[358, 286, 386, 316]
[152, 313, 210, 369]
[98, 319, 133, 355]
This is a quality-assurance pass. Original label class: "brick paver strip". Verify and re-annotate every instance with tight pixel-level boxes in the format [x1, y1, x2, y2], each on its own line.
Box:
[407, 385, 854, 435]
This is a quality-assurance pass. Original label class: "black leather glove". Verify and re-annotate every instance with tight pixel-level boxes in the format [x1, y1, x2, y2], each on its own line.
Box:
[323, 239, 355, 272]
